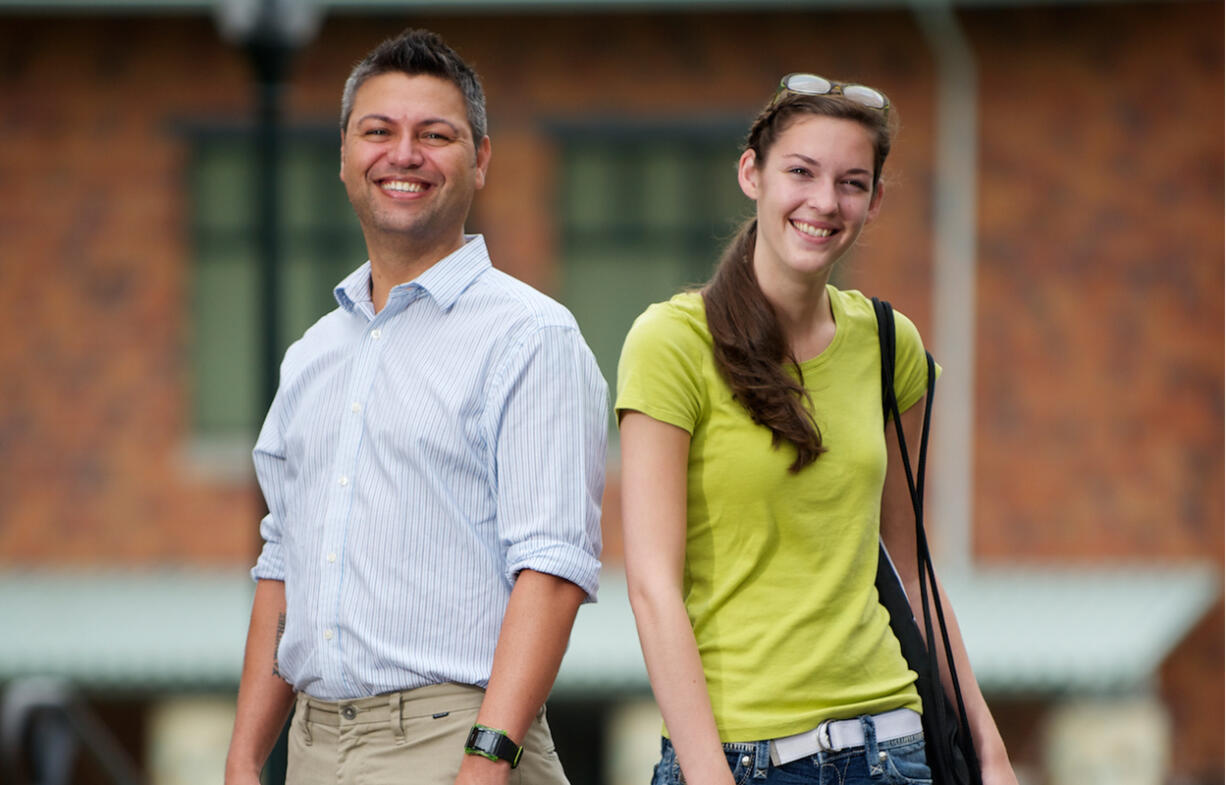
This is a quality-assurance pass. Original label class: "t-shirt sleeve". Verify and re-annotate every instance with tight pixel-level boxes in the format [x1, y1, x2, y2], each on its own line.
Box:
[891, 308, 942, 414]
[615, 301, 706, 434]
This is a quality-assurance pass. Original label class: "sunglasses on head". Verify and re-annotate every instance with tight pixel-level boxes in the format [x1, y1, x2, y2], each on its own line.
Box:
[777, 72, 889, 112]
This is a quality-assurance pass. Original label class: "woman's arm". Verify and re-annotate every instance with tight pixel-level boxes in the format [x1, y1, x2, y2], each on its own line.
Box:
[620, 411, 736, 785]
[879, 399, 1019, 785]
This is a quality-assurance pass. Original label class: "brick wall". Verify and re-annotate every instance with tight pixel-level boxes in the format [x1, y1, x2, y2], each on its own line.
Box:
[0, 18, 257, 564]
[2, 5, 1218, 566]
[969, 3, 1224, 563]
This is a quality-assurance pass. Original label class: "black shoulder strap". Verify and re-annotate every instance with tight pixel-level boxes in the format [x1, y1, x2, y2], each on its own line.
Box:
[872, 297, 981, 785]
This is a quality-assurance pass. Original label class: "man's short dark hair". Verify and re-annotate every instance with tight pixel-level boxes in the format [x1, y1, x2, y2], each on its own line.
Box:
[340, 28, 487, 140]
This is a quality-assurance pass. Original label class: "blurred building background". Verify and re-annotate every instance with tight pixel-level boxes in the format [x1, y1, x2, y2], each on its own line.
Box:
[0, 1, 1221, 784]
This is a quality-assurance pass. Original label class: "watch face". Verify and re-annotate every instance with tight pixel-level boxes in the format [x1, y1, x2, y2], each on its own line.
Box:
[465, 725, 521, 767]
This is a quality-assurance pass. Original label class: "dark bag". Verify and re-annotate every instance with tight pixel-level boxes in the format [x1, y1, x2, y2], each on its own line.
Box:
[872, 297, 982, 785]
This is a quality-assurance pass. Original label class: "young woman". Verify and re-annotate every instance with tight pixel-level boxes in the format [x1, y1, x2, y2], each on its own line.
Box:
[617, 74, 1018, 785]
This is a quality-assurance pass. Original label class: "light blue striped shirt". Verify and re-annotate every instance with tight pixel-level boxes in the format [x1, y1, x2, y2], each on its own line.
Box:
[252, 235, 607, 700]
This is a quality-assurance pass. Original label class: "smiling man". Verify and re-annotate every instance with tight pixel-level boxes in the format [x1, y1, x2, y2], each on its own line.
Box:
[224, 29, 607, 785]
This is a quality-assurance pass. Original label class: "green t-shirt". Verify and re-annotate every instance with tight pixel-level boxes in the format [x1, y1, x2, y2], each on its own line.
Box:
[615, 286, 936, 742]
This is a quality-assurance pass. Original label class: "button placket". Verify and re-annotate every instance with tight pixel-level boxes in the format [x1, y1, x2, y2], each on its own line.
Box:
[315, 309, 392, 697]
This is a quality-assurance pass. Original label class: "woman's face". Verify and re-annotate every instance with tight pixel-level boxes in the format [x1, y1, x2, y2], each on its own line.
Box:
[738, 113, 883, 288]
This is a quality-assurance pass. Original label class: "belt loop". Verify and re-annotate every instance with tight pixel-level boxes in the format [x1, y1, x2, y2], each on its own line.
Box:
[389, 691, 405, 743]
[860, 715, 882, 775]
[301, 697, 313, 746]
[753, 740, 771, 779]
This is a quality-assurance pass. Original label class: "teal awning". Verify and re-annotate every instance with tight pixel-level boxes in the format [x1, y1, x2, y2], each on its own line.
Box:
[0, 565, 1218, 696]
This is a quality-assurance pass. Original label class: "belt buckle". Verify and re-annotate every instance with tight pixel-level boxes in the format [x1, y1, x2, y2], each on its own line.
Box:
[816, 719, 834, 752]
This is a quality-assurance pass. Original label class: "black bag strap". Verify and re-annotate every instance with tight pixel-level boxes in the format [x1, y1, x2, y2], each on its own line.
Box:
[873, 297, 980, 784]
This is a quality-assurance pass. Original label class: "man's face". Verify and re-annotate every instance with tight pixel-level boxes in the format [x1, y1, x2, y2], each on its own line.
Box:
[340, 72, 490, 256]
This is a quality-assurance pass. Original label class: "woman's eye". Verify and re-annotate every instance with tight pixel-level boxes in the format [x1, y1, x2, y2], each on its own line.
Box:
[842, 179, 870, 191]
[789, 167, 811, 177]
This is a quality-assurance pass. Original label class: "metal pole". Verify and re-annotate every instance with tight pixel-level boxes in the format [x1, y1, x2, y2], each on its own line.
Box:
[247, 10, 291, 785]
[249, 31, 287, 421]
[213, 2, 317, 781]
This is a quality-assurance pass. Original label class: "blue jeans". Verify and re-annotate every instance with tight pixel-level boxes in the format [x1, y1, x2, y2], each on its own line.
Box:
[650, 716, 931, 785]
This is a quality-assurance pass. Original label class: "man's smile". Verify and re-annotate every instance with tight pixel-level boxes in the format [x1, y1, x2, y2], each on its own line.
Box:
[378, 178, 431, 195]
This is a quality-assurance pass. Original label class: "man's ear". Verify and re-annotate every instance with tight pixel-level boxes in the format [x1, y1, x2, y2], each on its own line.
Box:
[338, 129, 347, 183]
[474, 135, 492, 190]
[737, 148, 760, 200]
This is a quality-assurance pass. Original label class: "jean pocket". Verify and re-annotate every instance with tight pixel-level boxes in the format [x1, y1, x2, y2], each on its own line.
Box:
[651, 740, 755, 785]
[723, 748, 755, 785]
[878, 736, 932, 785]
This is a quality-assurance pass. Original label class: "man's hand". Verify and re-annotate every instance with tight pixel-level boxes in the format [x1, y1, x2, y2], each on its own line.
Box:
[454, 751, 513, 785]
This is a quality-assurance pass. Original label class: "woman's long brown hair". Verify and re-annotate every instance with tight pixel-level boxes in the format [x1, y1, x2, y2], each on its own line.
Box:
[702, 92, 895, 473]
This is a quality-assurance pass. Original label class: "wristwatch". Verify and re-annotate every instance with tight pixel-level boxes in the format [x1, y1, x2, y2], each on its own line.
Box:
[464, 724, 523, 768]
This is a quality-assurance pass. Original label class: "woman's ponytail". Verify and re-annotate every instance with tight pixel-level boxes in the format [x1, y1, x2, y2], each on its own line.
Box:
[702, 220, 824, 473]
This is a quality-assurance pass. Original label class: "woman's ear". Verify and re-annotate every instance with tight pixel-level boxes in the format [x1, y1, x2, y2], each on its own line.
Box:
[867, 179, 885, 223]
[737, 148, 760, 200]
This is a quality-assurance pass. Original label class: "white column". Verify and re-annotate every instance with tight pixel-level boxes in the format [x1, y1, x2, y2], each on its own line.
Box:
[147, 695, 236, 785]
[912, 2, 979, 573]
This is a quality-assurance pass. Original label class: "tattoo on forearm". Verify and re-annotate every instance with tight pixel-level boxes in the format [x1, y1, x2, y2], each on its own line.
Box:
[272, 612, 286, 678]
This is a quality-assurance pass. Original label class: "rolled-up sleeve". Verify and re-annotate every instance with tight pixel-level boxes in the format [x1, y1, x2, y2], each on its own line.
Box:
[251, 392, 289, 582]
[490, 324, 607, 602]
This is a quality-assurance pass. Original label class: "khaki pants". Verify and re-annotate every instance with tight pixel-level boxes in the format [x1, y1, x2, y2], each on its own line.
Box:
[286, 683, 570, 785]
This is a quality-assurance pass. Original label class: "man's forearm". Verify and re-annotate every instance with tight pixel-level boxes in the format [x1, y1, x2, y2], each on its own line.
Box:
[225, 579, 296, 783]
[474, 569, 585, 740]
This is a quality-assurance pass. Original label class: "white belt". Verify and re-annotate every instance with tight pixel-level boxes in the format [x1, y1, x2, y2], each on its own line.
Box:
[769, 708, 923, 766]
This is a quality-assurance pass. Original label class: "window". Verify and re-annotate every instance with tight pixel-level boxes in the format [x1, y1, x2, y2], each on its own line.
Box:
[557, 127, 749, 415]
[188, 129, 367, 459]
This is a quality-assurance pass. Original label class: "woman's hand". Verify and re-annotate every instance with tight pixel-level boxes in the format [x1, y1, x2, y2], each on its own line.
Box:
[980, 756, 1021, 785]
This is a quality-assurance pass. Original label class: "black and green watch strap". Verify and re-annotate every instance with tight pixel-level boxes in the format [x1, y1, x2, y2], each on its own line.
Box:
[464, 724, 523, 768]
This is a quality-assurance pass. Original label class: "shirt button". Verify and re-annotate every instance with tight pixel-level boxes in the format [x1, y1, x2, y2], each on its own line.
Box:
[341, 705, 357, 720]
[323, 629, 334, 640]
[370, 329, 382, 340]
[351, 402, 361, 413]
[327, 553, 337, 563]
[338, 476, 349, 487]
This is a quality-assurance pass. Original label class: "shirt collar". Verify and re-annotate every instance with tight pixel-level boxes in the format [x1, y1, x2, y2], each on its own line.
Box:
[333, 234, 492, 314]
